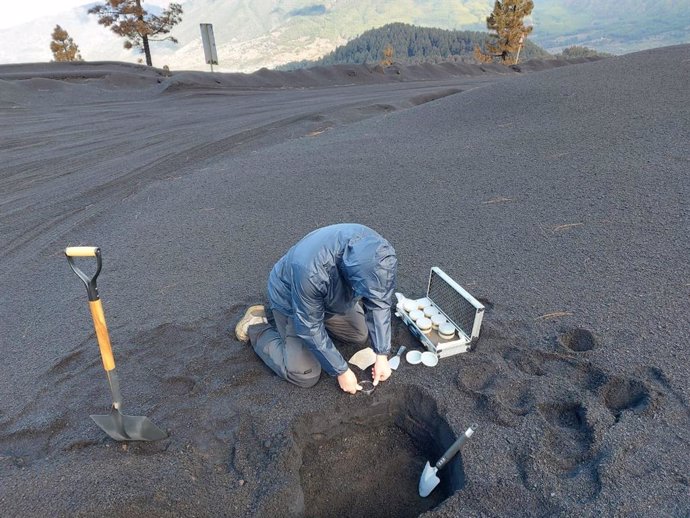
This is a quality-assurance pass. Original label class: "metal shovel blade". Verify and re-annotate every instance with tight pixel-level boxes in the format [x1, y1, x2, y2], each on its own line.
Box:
[419, 424, 477, 498]
[91, 407, 168, 442]
[419, 461, 440, 497]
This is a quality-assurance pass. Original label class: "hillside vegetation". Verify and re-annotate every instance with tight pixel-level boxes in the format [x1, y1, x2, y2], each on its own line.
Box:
[278, 23, 553, 70]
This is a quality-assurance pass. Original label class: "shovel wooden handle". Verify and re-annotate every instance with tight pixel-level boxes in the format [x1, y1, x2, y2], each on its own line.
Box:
[89, 299, 116, 372]
[66, 246, 114, 370]
[65, 246, 99, 257]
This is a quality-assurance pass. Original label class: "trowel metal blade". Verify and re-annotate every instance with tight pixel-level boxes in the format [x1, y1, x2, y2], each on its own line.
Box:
[419, 461, 440, 497]
[91, 412, 168, 442]
[388, 356, 401, 370]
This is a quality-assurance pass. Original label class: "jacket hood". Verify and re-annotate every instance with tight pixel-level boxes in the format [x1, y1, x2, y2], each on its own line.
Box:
[341, 234, 397, 308]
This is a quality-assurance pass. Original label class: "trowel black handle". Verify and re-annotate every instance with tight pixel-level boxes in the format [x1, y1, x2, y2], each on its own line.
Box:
[66, 246, 102, 301]
[435, 424, 477, 470]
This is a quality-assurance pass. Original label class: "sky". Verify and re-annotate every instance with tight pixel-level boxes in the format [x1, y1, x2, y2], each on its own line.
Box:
[3, 0, 186, 29]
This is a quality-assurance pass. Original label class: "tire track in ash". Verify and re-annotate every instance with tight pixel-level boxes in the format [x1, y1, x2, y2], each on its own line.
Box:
[1, 85, 467, 270]
[0, 108, 367, 269]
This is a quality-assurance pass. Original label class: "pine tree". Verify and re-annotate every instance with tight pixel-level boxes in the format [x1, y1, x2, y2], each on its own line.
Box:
[381, 44, 394, 66]
[482, 0, 534, 64]
[50, 25, 83, 62]
[473, 44, 493, 64]
[88, 0, 183, 67]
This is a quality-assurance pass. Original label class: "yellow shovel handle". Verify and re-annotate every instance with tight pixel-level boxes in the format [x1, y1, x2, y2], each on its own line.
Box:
[89, 299, 116, 372]
[65, 246, 99, 257]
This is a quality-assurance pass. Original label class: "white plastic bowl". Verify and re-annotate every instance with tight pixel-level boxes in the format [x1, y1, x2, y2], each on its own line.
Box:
[421, 351, 439, 367]
[406, 350, 422, 365]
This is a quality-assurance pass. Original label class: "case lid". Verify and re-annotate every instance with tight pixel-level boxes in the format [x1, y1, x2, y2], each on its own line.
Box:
[426, 267, 484, 340]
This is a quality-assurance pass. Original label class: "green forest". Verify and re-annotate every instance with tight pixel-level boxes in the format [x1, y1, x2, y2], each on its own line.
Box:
[278, 23, 555, 70]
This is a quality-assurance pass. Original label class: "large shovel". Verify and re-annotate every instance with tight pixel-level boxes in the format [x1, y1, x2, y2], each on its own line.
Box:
[419, 423, 477, 497]
[66, 246, 167, 442]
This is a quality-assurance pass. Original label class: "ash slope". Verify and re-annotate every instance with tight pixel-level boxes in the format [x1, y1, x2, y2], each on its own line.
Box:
[0, 46, 689, 517]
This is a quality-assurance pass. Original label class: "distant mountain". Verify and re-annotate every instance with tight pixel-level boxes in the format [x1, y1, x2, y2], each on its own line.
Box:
[1, 0, 687, 72]
[531, 0, 690, 54]
[278, 23, 552, 70]
[157, 0, 496, 71]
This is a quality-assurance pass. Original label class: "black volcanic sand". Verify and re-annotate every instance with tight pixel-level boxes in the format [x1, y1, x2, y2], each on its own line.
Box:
[1, 49, 688, 516]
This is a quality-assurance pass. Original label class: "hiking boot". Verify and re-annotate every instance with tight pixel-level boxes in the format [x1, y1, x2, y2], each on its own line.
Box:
[235, 305, 267, 342]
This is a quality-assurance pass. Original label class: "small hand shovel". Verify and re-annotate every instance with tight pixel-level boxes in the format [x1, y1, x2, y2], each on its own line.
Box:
[388, 346, 406, 370]
[419, 423, 477, 497]
[66, 246, 167, 442]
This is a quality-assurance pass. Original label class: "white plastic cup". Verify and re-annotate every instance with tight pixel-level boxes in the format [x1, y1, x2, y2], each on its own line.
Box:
[416, 297, 432, 310]
[358, 380, 375, 395]
[403, 299, 417, 313]
[438, 322, 456, 340]
[424, 306, 439, 318]
[409, 309, 424, 322]
[416, 317, 432, 334]
[431, 314, 446, 329]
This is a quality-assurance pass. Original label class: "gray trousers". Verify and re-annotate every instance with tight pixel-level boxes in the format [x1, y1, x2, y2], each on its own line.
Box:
[248, 303, 368, 388]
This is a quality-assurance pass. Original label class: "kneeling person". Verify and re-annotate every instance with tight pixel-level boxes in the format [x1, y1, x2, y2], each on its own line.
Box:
[235, 223, 397, 394]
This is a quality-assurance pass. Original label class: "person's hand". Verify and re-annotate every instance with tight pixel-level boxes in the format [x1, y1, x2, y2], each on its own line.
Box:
[337, 368, 362, 394]
[372, 354, 392, 386]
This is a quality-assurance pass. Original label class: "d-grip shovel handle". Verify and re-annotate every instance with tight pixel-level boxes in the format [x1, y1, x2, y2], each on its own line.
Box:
[435, 424, 477, 470]
[65, 246, 116, 373]
[65, 246, 102, 301]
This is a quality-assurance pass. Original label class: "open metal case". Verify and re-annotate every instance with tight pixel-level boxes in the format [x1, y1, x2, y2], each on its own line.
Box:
[395, 267, 485, 358]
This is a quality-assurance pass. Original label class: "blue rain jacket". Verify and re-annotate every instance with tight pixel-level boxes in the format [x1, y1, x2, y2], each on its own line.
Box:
[268, 224, 397, 376]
